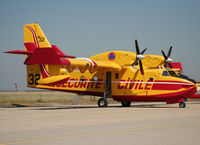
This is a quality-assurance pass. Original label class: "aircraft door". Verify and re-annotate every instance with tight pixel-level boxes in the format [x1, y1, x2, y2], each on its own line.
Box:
[105, 72, 112, 98]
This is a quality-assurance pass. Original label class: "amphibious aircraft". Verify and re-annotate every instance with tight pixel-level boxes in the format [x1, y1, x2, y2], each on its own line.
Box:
[5, 23, 198, 108]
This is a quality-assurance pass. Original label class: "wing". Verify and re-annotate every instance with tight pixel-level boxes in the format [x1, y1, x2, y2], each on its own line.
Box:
[66, 58, 122, 73]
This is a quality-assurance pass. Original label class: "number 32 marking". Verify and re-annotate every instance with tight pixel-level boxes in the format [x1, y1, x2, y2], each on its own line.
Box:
[28, 73, 40, 85]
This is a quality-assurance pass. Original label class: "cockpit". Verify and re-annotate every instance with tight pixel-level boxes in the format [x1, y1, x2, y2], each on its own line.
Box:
[162, 71, 178, 77]
[162, 70, 196, 84]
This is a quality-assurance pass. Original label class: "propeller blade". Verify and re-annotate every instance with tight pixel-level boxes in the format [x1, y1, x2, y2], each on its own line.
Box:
[164, 63, 168, 68]
[168, 63, 173, 68]
[132, 39, 146, 73]
[161, 50, 167, 60]
[167, 45, 173, 58]
[141, 48, 147, 55]
[162, 45, 173, 68]
[131, 58, 139, 66]
[135, 39, 140, 54]
[139, 60, 144, 75]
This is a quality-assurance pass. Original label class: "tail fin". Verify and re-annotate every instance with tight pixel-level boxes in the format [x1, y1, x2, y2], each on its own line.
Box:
[24, 24, 51, 88]
[5, 23, 73, 88]
[24, 23, 51, 48]
[23, 24, 73, 65]
[24, 24, 70, 88]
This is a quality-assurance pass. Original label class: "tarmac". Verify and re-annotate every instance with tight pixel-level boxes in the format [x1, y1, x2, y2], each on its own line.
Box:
[1, 101, 200, 145]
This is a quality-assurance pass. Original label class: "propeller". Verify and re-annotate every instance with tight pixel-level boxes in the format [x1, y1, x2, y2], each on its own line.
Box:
[161, 44, 173, 68]
[131, 39, 147, 75]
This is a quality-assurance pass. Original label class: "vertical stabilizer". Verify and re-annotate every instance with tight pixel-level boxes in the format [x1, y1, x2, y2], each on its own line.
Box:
[24, 24, 51, 88]
[24, 23, 51, 49]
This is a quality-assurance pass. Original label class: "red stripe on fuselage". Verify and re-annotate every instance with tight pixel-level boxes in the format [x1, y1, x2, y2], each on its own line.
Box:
[112, 86, 196, 103]
[116, 80, 194, 91]
[151, 80, 194, 90]
[92, 60, 97, 67]
[40, 65, 49, 78]
[34, 87, 104, 97]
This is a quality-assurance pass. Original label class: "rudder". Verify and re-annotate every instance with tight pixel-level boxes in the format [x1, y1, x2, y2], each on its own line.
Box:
[24, 23, 51, 48]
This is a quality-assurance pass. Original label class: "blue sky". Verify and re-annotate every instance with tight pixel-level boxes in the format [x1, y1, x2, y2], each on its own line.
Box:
[0, 0, 200, 90]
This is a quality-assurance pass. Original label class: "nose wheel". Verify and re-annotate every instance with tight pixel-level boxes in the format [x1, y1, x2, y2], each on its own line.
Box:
[179, 102, 186, 108]
[98, 98, 108, 107]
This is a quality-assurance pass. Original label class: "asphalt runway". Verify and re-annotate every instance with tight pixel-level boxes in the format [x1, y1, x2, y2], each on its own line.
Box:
[1, 101, 200, 145]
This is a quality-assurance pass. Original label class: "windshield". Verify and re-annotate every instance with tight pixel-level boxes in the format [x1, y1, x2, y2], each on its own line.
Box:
[177, 73, 196, 84]
[168, 71, 178, 77]
[162, 71, 170, 76]
[162, 70, 196, 84]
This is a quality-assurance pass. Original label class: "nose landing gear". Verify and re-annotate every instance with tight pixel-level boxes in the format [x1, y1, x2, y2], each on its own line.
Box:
[179, 102, 186, 108]
[121, 101, 131, 107]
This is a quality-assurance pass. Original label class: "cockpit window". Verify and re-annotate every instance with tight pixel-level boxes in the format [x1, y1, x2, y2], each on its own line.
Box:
[168, 71, 178, 77]
[162, 71, 170, 76]
[177, 73, 196, 84]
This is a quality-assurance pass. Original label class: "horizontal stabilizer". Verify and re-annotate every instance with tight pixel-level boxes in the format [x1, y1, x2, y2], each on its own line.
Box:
[52, 45, 76, 58]
[4, 50, 32, 55]
[6, 42, 76, 65]
[24, 47, 71, 65]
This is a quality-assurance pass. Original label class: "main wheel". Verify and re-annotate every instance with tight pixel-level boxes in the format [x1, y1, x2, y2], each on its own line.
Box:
[98, 98, 108, 107]
[179, 102, 186, 108]
[121, 101, 131, 107]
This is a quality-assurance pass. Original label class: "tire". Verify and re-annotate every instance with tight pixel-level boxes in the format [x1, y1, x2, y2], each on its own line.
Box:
[98, 98, 108, 107]
[179, 102, 186, 108]
[121, 101, 131, 107]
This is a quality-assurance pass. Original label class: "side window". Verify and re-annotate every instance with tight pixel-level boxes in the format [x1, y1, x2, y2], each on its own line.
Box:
[149, 77, 154, 81]
[162, 71, 170, 76]
[115, 73, 119, 79]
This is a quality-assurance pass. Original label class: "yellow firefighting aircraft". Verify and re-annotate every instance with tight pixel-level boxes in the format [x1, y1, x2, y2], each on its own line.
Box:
[5, 23, 198, 108]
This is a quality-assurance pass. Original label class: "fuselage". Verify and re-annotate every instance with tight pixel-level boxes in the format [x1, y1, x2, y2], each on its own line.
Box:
[31, 51, 198, 104]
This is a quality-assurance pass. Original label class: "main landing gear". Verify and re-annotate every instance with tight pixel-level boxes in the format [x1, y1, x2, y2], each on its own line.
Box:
[179, 102, 186, 108]
[98, 72, 111, 108]
[121, 101, 131, 107]
[98, 98, 108, 107]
